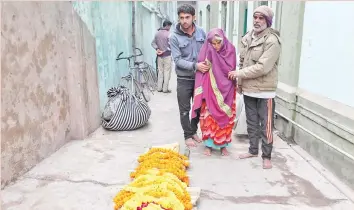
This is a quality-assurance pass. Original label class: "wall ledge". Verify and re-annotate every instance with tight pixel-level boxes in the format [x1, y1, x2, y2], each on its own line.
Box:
[276, 82, 354, 135]
[276, 83, 354, 156]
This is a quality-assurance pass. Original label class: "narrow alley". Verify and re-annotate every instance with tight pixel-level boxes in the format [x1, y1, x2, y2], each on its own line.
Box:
[2, 74, 354, 210]
[2, 1, 354, 210]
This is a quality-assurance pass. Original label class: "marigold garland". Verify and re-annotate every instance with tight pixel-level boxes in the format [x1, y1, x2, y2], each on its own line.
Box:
[138, 152, 190, 168]
[113, 148, 193, 210]
[141, 148, 188, 161]
[130, 164, 189, 185]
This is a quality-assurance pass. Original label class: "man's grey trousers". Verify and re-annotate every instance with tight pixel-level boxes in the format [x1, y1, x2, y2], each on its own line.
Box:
[244, 95, 274, 159]
[157, 56, 172, 92]
[177, 78, 200, 140]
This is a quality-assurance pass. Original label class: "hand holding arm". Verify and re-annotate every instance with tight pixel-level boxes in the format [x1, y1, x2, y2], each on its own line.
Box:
[237, 38, 281, 79]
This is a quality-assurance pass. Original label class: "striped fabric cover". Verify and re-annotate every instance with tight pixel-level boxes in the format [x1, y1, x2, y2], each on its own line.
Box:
[101, 86, 151, 131]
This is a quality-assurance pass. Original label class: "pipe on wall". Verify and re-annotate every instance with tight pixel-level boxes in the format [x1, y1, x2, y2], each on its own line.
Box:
[275, 110, 354, 161]
[131, 1, 136, 55]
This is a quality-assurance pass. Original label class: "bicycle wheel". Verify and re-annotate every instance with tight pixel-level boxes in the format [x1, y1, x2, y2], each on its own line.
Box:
[142, 67, 157, 92]
[141, 69, 155, 92]
[132, 78, 144, 99]
[133, 68, 153, 103]
[143, 63, 157, 84]
[141, 85, 151, 102]
[139, 62, 157, 85]
[148, 64, 158, 83]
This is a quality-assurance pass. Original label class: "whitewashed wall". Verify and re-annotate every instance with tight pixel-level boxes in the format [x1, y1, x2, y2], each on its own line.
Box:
[196, 1, 209, 30]
[298, 1, 354, 107]
[247, 2, 255, 32]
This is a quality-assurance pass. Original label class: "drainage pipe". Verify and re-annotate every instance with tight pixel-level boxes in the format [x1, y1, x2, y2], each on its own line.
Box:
[275, 110, 354, 161]
[131, 2, 136, 54]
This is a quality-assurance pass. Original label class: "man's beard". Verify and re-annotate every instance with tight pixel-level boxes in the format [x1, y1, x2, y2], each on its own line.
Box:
[253, 23, 267, 33]
[181, 22, 192, 30]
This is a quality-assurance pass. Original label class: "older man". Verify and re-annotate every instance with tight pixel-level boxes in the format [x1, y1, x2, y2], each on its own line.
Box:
[228, 5, 281, 169]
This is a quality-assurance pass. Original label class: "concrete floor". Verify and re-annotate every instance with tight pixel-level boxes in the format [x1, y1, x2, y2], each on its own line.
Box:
[2, 73, 354, 210]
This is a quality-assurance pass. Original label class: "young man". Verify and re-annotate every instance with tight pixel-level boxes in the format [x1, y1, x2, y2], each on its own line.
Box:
[228, 5, 281, 169]
[151, 20, 173, 93]
[170, 4, 208, 147]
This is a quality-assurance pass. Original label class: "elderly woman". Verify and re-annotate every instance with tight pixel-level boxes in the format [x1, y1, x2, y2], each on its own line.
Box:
[191, 28, 237, 156]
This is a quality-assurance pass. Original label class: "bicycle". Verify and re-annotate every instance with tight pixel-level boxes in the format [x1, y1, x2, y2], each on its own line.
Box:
[116, 48, 157, 102]
[133, 58, 158, 92]
[129, 48, 158, 92]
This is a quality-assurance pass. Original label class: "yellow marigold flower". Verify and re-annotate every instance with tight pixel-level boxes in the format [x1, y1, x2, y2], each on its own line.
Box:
[138, 152, 190, 168]
[141, 148, 188, 160]
[113, 148, 193, 210]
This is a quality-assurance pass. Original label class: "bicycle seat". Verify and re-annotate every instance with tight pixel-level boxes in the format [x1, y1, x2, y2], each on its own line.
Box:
[134, 61, 144, 65]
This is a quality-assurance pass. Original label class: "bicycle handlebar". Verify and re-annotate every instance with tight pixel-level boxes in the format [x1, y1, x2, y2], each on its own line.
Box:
[117, 52, 124, 60]
[116, 48, 143, 61]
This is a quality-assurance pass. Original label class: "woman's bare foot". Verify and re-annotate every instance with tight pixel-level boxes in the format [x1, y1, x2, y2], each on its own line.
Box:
[239, 153, 258, 159]
[221, 147, 229, 156]
[185, 138, 197, 147]
[204, 147, 212, 156]
[192, 134, 202, 143]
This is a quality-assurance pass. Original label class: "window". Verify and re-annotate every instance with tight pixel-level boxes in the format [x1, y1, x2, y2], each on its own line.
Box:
[206, 4, 211, 31]
[260, 1, 268, 6]
[221, 1, 227, 31]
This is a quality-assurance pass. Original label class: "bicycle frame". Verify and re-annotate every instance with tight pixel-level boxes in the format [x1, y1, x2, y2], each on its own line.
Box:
[116, 48, 143, 94]
[117, 48, 154, 103]
[116, 48, 161, 103]
[121, 72, 142, 97]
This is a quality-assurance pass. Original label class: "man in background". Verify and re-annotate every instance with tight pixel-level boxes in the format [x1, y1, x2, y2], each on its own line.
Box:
[151, 20, 173, 93]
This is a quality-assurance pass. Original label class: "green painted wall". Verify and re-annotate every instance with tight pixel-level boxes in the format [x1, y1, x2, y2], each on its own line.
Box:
[135, 2, 158, 70]
[73, 2, 133, 111]
[72, 2, 178, 111]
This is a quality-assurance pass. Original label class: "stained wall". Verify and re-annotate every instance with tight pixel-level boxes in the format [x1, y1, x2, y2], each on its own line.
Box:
[1, 2, 100, 188]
